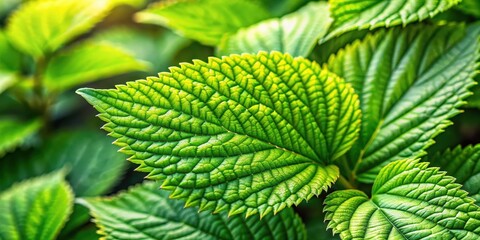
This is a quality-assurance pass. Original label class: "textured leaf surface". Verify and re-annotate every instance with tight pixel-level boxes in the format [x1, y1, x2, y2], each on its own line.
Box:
[81, 181, 306, 240]
[78, 51, 361, 217]
[218, 2, 332, 57]
[6, 0, 110, 57]
[428, 145, 480, 203]
[94, 27, 190, 73]
[326, 23, 480, 183]
[325, 0, 460, 40]
[0, 130, 127, 196]
[0, 118, 40, 157]
[324, 159, 480, 240]
[44, 42, 147, 91]
[0, 171, 74, 240]
[135, 0, 270, 45]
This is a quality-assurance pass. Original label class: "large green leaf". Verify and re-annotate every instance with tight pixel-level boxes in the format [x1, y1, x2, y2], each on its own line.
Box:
[77, 51, 361, 217]
[0, 118, 40, 157]
[135, 0, 271, 46]
[326, 23, 480, 183]
[6, 0, 111, 57]
[0, 130, 127, 196]
[325, 0, 460, 41]
[81, 181, 306, 239]
[0, 171, 74, 240]
[428, 145, 480, 203]
[218, 2, 332, 57]
[44, 42, 148, 92]
[324, 159, 480, 239]
[93, 28, 190, 73]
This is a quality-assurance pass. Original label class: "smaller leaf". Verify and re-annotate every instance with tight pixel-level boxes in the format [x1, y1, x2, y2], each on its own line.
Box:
[0, 170, 74, 240]
[81, 181, 306, 240]
[135, 0, 271, 45]
[7, 0, 111, 57]
[0, 118, 40, 157]
[218, 2, 332, 57]
[44, 42, 148, 91]
[324, 159, 480, 240]
[427, 145, 480, 203]
[0, 30, 21, 73]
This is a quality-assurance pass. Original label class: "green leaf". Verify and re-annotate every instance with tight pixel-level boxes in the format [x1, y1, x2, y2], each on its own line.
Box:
[427, 145, 480, 203]
[44, 42, 148, 92]
[324, 159, 480, 240]
[324, 0, 460, 41]
[93, 27, 190, 73]
[326, 23, 480, 183]
[0, 171, 74, 240]
[135, 0, 271, 45]
[218, 2, 332, 57]
[77, 51, 361, 217]
[0, 130, 127, 196]
[6, 0, 111, 57]
[0, 118, 40, 157]
[457, 0, 480, 18]
[81, 181, 306, 239]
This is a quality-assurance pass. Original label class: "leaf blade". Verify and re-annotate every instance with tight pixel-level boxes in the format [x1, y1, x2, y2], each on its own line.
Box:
[78, 51, 361, 216]
[6, 0, 111, 57]
[218, 2, 332, 57]
[0, 171, 74, 240]
[135, 0, 271, 45]
[44, 42, 148, 91]
[326, 23, 480, 182]
[324, 159, 480, 240]
[325, 0, 461, 41]
[81, 181, 306, 240]
[428, 145, 480, 203]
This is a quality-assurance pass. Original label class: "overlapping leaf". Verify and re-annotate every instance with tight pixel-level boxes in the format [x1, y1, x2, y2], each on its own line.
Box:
[44, 42, 148, 91]
[0, 171, 74, 240]
[324, 159, 480, 239]
[135, 0, 271, 45]
[325, 0, 460, 41]
[6, 0, 111, 57]
[78, 51, 361, 217]
[218, 2, 332, 57]
[326, 23, 480, 182]
[0, 118, 40, 157]
[81, 181, 306, 240]
[428, 145, 480, 203]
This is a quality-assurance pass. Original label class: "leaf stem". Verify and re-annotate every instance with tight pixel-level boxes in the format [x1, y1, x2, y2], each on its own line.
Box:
[33, 56, 51, 136]
[337, 175, 355, 189]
